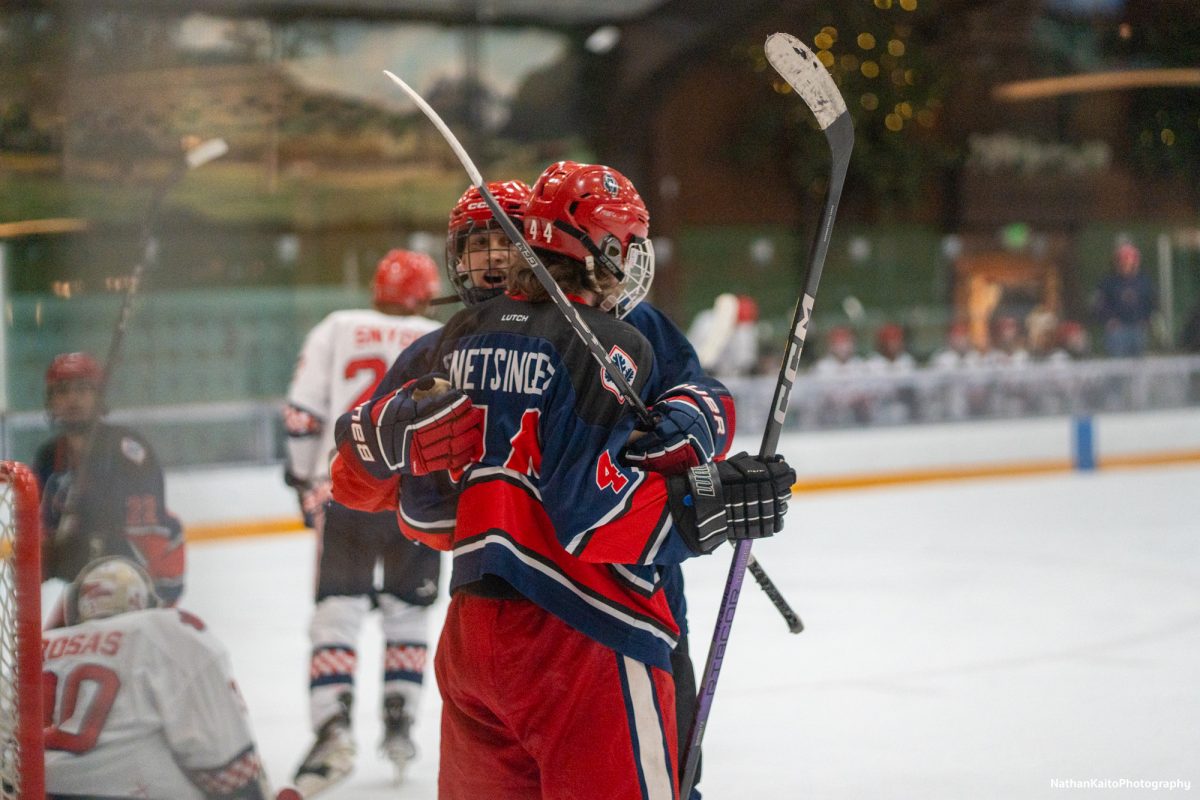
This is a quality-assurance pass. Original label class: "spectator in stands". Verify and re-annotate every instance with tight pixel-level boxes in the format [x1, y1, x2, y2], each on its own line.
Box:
[987, 315, 1030, 368]
[813, 326, 863, 376]
[1092, 240, 1156, 357]
[987, 316, 1032, 416]
[1054, 320, 1092, 362]
[866, 323, 916, 374]
[929, 321, 980, 371]
[866, 323, 917, 423]
[1026, 310, 1061, 362]
[812, 326, 870, 425]
[927, 321, 988, 420]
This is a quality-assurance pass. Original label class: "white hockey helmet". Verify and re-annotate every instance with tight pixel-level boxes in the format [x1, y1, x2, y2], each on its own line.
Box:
[65, 556, 160, 625]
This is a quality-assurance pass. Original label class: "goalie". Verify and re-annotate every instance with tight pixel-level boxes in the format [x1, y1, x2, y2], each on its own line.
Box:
[43, 556, 274, 799]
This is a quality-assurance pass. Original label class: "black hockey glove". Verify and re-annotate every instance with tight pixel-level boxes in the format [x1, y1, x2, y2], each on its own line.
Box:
[335, 374, 483, 479]
[668, 452, 796, 554]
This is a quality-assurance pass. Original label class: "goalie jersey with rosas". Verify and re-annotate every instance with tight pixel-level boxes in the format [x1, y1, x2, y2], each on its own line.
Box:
[285, 307, 442, 484]
[333, 294, 733, 671]
[43, 608, 265, 799]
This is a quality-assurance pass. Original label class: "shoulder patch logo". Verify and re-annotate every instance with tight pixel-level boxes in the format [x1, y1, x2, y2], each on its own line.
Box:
[600, 345, 637, 402]
[120, 436, 147, 465]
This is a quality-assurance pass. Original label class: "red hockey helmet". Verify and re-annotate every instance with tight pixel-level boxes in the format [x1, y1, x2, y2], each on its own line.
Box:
[736, 295, 759, 324]
[524, 161, 654, 317]
[446, 180, 531, 305]
[876, 322, 905, 347]
[46, 352, 104, 388]
[372, 250, 440, 313]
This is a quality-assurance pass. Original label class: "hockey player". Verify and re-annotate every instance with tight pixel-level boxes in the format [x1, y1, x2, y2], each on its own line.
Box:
[331, 162, 794, 799]
[43, 556, 273, 799]
[36, 352, 185, 612]
[351, 172, 733, 797]
[284, 250, 444, 795]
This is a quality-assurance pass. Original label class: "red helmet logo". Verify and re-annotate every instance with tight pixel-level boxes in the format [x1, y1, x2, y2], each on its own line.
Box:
[524, 161, 649, 268]
[372, 250, 440, 312]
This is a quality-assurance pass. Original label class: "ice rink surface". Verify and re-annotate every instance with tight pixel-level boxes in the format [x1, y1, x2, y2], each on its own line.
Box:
[176, 462, 1199, 799]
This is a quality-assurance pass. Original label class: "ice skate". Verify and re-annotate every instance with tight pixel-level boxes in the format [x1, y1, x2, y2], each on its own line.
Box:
[380, 693, 417, 785]
[294, 713, 355, 798]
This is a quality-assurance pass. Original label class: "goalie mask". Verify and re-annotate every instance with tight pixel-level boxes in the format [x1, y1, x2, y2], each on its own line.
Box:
[446, 180, 531, 305]
[524, 161, 654, 318]
[64, 556, 161, 626]
[373, 249, 440, 313]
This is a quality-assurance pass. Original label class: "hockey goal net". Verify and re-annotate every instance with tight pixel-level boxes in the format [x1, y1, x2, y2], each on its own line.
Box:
[0, 461, 43, 799]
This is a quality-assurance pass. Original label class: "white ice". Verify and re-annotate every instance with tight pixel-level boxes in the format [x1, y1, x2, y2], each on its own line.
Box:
[175, 462, 1200, 799]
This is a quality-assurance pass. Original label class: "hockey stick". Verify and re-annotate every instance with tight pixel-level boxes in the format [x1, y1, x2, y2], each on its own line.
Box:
[384, 69, 808, 634]
[748, 554, 803, 633]
[98, 137, 229, 399]
[50, 138, 228, 554]
[680, 33, 853, 798]
[383, 70, 655, 428]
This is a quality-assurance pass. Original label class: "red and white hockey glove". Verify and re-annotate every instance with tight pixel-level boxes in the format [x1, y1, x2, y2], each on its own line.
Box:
[339, 374, 484, 478]
[622, 395, 717, 475]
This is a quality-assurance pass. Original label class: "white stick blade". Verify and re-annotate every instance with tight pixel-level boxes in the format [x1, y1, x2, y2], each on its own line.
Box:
[383, 69, 484, 186]
[764, 33, 847, 130]
[184, 138, 229, 170]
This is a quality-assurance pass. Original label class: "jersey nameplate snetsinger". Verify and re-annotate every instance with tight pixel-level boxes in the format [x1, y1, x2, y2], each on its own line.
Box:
[447, 346, 556, 395]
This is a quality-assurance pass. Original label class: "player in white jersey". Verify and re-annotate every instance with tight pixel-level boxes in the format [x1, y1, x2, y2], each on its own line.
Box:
[43, 556, 272, 800]
[284, 250, 443, 796]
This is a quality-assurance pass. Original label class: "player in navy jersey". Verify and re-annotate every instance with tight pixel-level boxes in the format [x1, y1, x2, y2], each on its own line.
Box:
[335, 175, 727, 795]
[36, 352, 185, 617]
[284, 251, 444, 796]
[331, 162, 794, 799]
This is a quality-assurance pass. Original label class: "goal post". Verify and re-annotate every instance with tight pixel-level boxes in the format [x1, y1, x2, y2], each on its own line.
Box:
[0, 461, 44, 800]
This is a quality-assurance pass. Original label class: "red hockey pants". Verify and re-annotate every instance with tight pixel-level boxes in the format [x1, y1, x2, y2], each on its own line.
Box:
[435, 593, 679, 800]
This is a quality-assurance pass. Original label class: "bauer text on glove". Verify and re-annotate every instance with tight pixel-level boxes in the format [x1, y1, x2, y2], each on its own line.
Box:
[335, 374, 484, 478]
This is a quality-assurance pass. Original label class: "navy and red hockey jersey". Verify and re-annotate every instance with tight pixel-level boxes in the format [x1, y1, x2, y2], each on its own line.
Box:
[333, 295, 732, 669]
[36, 423, 185, 604]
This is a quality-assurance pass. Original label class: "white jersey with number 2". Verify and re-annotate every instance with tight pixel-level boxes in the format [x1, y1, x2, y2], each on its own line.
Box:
[285, 308, 442, 484]
[43, 608, 263, 799]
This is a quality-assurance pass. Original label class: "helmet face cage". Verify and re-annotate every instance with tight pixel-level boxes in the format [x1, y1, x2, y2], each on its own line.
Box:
[446, 217, 521, 305]
[446, 180, 530, 306]
[608, 236, 655, 318]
